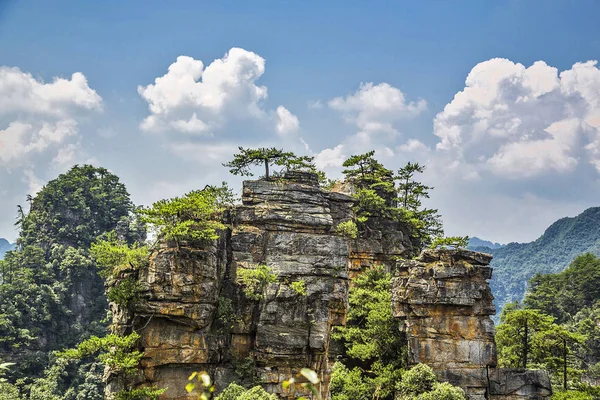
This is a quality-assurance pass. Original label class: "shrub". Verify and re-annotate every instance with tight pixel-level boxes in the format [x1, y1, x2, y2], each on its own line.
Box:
[396, 364, 465, 400]
[290, 280, 307, 296]
[335, 220, 358, 239]
[551, 391, 593, 400]
[236, 264, 277, 300]
[107, 277, 142, 309]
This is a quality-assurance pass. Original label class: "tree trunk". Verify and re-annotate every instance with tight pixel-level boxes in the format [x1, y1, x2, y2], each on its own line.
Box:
[265, 159, 270, 180]
[523, 318, 528, 368]
[563, 337, 567, 390]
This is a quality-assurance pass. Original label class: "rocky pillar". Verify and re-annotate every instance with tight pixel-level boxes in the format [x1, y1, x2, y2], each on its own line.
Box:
[391, 249, 552, 400]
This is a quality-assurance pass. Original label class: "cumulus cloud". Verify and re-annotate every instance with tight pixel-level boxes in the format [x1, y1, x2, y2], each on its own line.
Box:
[314, 144, 346, 170]
[433, 58, 600, 180]
[0, 67, 102, 166]
[330, 82, 427, 139]
[275, 106, 299, 135]
[138, 48, 296, 136]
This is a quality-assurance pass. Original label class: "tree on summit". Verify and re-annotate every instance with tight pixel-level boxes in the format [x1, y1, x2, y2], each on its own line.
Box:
[223, 147, 316, 179]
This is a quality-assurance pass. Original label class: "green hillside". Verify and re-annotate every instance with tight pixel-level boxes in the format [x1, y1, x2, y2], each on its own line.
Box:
[476, 207, 600, 317]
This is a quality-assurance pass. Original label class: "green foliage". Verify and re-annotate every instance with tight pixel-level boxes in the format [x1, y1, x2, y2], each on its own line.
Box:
[496, 305, 586, 388]
[115, 387, 166, 400]
[90, 232, 149, 278]
[330, 362, 372, 400]
[231, 385, 278, 400]
[396, 364, 465, 400]
[57, 333, 142, 375]
[107, 277, 142, 309]
[216, 297, 240, 331]
[333, 266, 403, 363]
[331, 266, 405, 400]
[335, 220, 358, 239]
[236, 264, 277, 301]
[18, 165, 133, 249]
[429, 236, 470, 249]
[0, 165, 138, 389]
[525, 253, 600, 323]
[139, 184, 231, 243]
[215, 383, 246, 400]
[551, 391, 593, 400]
[341, 152, 443, 250]
[290, 280, 307, 296]
[481, 207, 600, 318]
[223, 147, 316, 180]
[186, 371, 215, 400]
[0, 382, 21, 400]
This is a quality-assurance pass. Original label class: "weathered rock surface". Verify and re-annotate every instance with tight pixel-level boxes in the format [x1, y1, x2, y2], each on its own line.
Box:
[107, 174, 553, 400]
[107, 172, 355, 399]
[392, 249, 552, 399]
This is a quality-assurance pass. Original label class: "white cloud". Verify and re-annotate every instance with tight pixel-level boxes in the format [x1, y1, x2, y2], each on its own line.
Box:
[0, 67, 101, 167]
[307, 100, 323, 109]
[0, 66, 102, 239]
[397, 139, 430, 153]
[433, 58, 600, 179]
[0, 67, 102, 117]
[330, 82, 426, 137]
[314, 144, 346, 170]
[22, 169, 43, 196]
[275, 106, 299, 136]
[138, 48, 293, 136]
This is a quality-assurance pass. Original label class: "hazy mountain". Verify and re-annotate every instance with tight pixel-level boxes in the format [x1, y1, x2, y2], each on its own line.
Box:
[468, 237, 504, 250]
[0, 238, 15, 260]
[476, 207, 600, 318]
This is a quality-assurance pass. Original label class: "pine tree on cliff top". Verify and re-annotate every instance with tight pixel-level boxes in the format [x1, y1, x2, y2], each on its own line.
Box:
[223, 147, 316, 179]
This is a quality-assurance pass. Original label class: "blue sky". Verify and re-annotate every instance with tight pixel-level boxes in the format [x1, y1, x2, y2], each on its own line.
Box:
[1, 0, 600, 243]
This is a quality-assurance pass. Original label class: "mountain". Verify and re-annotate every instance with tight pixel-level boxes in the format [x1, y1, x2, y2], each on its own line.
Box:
[479, 207, 600, 318]
[468, 237, 504, 250]
[0, 238, 15, 259]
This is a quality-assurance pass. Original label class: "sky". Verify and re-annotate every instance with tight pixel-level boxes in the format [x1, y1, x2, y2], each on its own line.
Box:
[1, 0, 600, 243]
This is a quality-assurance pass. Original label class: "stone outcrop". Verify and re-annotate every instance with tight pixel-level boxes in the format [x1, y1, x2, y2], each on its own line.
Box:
[107, 172, 356, 399]
[107, 173, 554, 399]
[391, 249, 552, 399]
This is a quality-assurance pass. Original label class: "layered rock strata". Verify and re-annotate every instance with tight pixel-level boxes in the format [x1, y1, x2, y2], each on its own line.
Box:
[391, 249, 552, 399]
[107, 172, 355, 399]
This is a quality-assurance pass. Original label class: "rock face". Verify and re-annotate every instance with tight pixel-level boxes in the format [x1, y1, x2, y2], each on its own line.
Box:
[391, 249, 552, 400]
[107, 172, 356, 399]
[107, 174, 553, 399]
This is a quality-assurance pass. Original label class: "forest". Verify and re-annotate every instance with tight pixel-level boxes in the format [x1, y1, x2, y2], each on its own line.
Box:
[0, 148, 597, 399]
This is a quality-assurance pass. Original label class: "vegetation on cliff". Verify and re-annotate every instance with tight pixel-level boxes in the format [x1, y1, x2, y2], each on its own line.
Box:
[0, 165, 141, 398]
[223, 147, 317, 179]
[340, 151, 443, 249]
[472, 207, 600, 317]
[497, 253, 600, 396]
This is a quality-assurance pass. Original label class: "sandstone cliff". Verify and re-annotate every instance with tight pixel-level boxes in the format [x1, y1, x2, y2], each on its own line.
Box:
[107, 172, 377, 399]
[106, 172, 552, 399]
[391, 249, 552, 399]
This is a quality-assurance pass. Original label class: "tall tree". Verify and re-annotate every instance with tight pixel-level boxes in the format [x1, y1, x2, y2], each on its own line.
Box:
[223, 147, 296, 179]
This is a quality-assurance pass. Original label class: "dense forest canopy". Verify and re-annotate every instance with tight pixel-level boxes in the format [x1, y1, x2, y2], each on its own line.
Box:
[0, 165, 143, 398]
[496, 253, 600, 397]
[472, 207, 600, 321]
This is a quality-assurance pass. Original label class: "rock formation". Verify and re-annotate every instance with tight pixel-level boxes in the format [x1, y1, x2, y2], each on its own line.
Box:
[107, 172, 553, 399]
[107, 172, 357, 399]
[391, 249, 552, 399]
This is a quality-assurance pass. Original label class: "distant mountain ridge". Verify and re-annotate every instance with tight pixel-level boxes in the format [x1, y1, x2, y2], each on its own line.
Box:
[472, 207, 600, 318]
[468, 237, 505, 250]
[0, 238, 15, 260]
